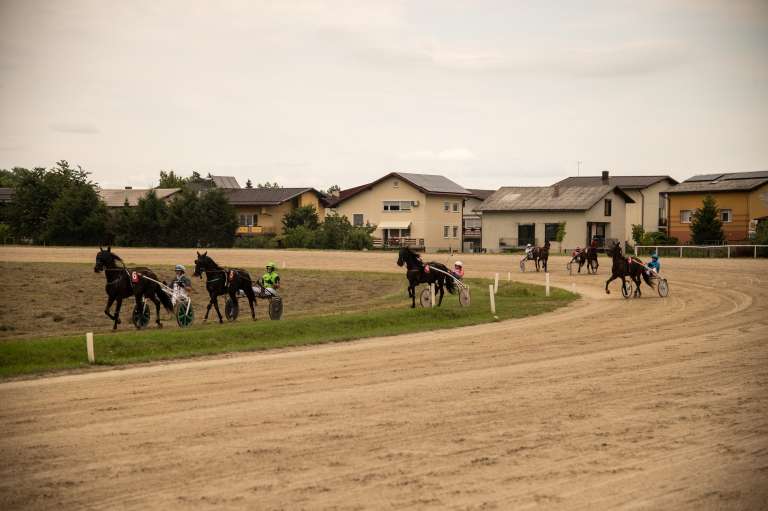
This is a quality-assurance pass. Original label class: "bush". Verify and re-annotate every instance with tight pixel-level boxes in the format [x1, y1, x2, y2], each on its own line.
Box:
[283, 225, 316, 248]
[640, 231, 678, 246]
[234, 235, 278, 249]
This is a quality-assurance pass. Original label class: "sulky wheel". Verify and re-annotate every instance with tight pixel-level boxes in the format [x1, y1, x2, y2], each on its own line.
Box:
[268, 297, 283, 320]
[458, 287, 471, 307]
[419, 287, 433, 308]
[519, 259, 526, 272]
[132, 301, 151, 329]
[621, 280, 633, 299]
[657, 278, 669, 298]
[225, 296, 239, 321]
[567, 261, 573, 275]
[174, 300, 194, 328]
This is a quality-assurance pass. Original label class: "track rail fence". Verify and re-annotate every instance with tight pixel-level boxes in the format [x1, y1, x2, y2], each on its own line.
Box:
[634, 244, 768, 258]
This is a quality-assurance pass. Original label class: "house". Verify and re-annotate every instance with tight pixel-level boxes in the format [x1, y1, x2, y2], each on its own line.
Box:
[98, 187, 181, 207]
[555, 171, 677, 237]
[667, 170, 768, 243]
[0, 187, 14, 204]
[463, 189, 495, 253]
[328, 172, 472, 251]
[210, 175, 240, 189]
[477, 184, 635, 252]
[224, 187, 327, 236]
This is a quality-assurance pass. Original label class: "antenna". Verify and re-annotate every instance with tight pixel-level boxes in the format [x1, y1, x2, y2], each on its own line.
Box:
[577, 161, 582, 176]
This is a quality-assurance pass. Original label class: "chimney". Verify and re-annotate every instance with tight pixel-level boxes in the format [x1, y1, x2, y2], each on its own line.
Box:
[552, 184, 560, 198]
[124, 186, 132, 190]
[601, 170, 609, 184]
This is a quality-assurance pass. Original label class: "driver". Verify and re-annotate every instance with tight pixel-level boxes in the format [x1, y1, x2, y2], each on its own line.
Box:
[452, 261, 465, 280]
[172, 264, 192, 292]
[646, 253, 661, 276]
[263, 262, 281, 291]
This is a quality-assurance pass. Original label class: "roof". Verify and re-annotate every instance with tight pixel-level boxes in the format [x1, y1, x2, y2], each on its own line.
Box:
[477, 185, 634, 212]
[669, 170, 768, 193]
[0, 187, 14, 203]
[211, 175, 241, 189]
[98, 188, 181, 207]
[378, 220, 412, 229]
[555, 175, 677, 189]
[224, 187, 320, 206]
[467, 188, 495, 200]
[330, 172, 471, 207]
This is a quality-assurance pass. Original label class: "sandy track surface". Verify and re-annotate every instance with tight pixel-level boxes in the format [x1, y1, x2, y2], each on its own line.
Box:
[1, 247, 767, 510]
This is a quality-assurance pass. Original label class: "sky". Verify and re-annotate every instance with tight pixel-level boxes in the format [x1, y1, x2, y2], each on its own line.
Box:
[1, 0, 767, 190]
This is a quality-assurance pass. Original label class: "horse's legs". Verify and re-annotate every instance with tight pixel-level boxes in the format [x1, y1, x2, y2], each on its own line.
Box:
[436, 280, 445, 306]
[104, 295, 116, 321]
[113, 297, 123, 329]
[535, 258, 540, 272]
[244, 286, 257, 320]
[605, 273, 620, 294]
[204, 296, 214, 322]
[212, 296, 224, 323]
[149, 294, 162, 327]
[410, 284, 416, 308]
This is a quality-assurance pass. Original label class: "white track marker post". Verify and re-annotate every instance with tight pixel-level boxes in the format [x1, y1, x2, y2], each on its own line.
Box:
[489, 284, 496, 314]
[545, 272, 550, 297]
[86, 332, 95, 364]
[494, 273, 499, 294]
[282, 260, 286, 269]
[430, 283, 436, 308]
[507, 271, 511, 282]
[571, 281, 576, 294]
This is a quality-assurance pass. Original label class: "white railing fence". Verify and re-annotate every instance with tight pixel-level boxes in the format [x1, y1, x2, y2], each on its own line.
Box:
[634, 244, 768, 259]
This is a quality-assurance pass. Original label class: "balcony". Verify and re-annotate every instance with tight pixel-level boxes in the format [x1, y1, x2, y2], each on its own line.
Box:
[463, 226, 482, 239]
[372, 237, 425, 250]
[236, 226, 274, 236]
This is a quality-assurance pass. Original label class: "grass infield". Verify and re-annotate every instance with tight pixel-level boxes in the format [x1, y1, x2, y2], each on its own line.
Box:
[0, 275, 576, 379]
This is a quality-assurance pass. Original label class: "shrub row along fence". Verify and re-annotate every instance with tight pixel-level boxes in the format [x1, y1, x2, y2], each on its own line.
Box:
[635, 245, 768, 258]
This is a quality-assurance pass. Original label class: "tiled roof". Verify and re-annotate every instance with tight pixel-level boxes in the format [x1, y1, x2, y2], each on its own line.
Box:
[478, 185, 634, 212]
[0, 187, 14, 203]
[670, 170, 768, 193]
[467, 188, 495, 200]
[330, 172, 471, 207]
[98, 188, 181, 207]
[555, 175, 677, 189]
[224, 187, 319, 206]
[211, 175, 241, 189]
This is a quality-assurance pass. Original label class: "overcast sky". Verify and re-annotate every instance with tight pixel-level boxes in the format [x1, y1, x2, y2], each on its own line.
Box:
[1, 0, 767, 190]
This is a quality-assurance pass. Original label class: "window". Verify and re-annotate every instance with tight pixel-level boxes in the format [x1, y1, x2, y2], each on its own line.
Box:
[393, 180, 399, 188]
[353, 214, 364, 226]
[239, 214, 254, 227]
[518, 224, 535, 246]
[444, 202, 450, 211]
[544, 223, 559, 243]
[443, 225, 450, 238]
[383, 201, 412, 211]
[604, 199, 612, 216]
[721, 209, 732, 223]
[452, 226, 459, 238]
[680, 210, 692, 224]
[239, 214, 246, 226]
[452, 202, 459, 212]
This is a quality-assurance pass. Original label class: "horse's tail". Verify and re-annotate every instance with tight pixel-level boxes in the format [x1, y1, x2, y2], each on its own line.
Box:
[157, 283, 174, 312]
[642, 268, 654, 288]
[444, 275, 456, 294]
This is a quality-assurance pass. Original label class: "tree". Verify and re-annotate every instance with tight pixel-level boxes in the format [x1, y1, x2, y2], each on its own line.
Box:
[631, 224, 645, 245]
[0, 169, 21, 187]
[257, 181, 282, 189]
[555, 222, 567, 253]
[245, 179, 253, 189]
[44, 185, 108, 245]
[326, 184, 341, 196]
[197, 188, 238, 247]
[690, 195, 724, 244]
[158, 170, 187, 188]
[282, 205, 319, 231]
[754, 221, 768, 245]
[132, 191, 169, 246]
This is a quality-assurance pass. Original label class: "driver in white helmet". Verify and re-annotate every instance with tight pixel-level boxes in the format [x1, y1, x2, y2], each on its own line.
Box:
[452, 260, 465, 280]
[172, 264, 192, 292]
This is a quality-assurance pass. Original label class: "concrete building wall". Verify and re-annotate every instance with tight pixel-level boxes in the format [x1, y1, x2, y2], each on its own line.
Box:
[623, 180, 674, 237]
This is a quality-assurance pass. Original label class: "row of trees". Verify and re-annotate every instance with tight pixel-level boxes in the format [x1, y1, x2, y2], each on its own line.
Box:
[280, 206, 374, 250]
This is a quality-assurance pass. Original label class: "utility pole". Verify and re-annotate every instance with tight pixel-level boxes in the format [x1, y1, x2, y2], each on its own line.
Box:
[577, 160, 582, 176]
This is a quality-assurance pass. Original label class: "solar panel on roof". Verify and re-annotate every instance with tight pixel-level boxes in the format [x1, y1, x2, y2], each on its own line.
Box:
[686, 173, 724, 182]
[725, 170, 768, 180]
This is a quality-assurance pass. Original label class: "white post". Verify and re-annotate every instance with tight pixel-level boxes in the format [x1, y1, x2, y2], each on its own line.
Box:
[755, 245, 758, 259]
[571, 281, 576, 294]
[430, 283, 435, 308]
[679, 246, 683, 257]
[282, 260, 286, 269]
[494, 273, 499, 294]
[727, 246, 730, 258]
[545, 272, 550, 297]
[86, 332, 95, 363]
[507, 271, 511, 282]
[489, 284, 496, 314]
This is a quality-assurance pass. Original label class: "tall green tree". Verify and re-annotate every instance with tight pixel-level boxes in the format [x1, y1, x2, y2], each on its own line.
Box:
[158, 170, 187, 188]
[197, 188, 238, 247]
[282, 205, 319, 231]
[44, 185, 109, 245]
[690, 195, 725, 244]
[133, 191, 169, 246]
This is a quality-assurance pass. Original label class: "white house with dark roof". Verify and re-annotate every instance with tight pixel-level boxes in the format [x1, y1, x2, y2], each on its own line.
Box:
[555, 171, 678, 236]
[478, 184, 635, 252]
[98, 188, 181, 207]
[328, 172, 472, 251]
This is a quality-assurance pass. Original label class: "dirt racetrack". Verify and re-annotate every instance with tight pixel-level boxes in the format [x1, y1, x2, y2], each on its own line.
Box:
[1, 246, 767, 510]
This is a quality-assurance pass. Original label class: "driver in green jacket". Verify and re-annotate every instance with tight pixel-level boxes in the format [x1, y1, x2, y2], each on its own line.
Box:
[263, 262, 280, 290]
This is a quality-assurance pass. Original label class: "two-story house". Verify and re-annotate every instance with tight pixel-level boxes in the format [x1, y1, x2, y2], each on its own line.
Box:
[667, 170, 768, 243]
[329, 172, 472, 252]
[224, 187, 327, 236]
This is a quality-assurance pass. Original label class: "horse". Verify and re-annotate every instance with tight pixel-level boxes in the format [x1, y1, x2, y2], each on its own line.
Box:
[396, 247, 456, 308]
[568, 248, 588, 274]
[520, 241, 550, 272]
[94, 246, 173, 329]
[604, 241, 653, 297]
[193, 251, 256, 322]
[586, 245, 599, 274]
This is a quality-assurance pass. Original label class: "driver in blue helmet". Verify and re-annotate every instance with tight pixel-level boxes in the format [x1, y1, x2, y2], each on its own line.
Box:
[646, 253, 661, 276]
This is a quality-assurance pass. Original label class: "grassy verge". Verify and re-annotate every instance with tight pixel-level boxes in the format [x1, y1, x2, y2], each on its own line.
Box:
[0, 277, 576, 379]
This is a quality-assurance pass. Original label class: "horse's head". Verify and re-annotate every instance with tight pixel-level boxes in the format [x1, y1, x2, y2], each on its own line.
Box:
[193, 251, 212, 278]
[606, 241, 622, 258]
[396, 247, 408, 267]
[94, 246, 118, 273]
[543, 241, 550, 250]
[397, 247, 421, 269]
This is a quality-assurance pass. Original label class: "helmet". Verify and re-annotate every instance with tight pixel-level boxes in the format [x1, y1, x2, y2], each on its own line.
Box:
[526, 243, 532, 248]
[651, 253, 658, 260]
[266, 262, 276, 271]
[454, 261, 463, 267]
[175, 264, 185, 272]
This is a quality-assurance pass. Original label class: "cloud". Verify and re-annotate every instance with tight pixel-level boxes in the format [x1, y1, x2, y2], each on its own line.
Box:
[49, 122, 100, 134]
[398, 147, 476, 161]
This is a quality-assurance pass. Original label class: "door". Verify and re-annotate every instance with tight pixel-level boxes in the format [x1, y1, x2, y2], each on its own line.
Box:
[518, 224, 535, 246]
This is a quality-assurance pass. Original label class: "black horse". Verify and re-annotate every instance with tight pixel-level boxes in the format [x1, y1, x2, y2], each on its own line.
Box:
[605, 242, 653, 297]
[193, 251, 256, 322]
[396, 247, 455, 308]
[533, 241, 550, 272]
[94, 247, 173, 329]
[586, 245, 599, 274]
